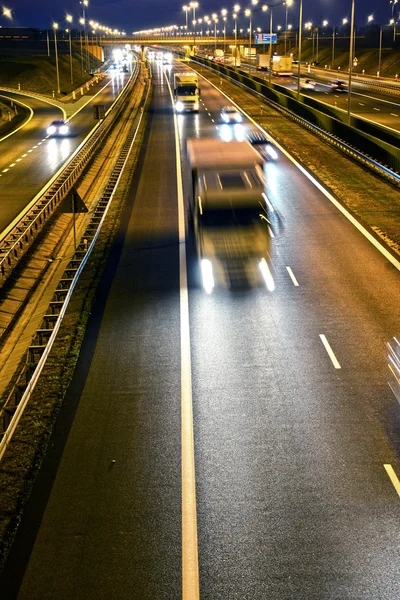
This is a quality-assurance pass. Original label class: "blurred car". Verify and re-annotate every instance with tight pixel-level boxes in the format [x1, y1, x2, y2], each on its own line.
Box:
[46, 120, 70, 136]
[221, 105, 243, 124]
[110, 63, 118, 70]
[330, 79, 347, 92]
[246, 130, 278, 160]
[299, 78, 316, 90]
[120, 64, 128, 72]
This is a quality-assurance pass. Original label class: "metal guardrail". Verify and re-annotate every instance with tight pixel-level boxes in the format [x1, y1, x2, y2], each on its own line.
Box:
[0, 74, 151, 461]
[192, 56, 400, 184]
[0, 61, 140, 285]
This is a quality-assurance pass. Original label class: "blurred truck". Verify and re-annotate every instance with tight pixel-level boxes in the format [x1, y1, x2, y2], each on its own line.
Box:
[187, 139, 274, 292]
[256, 54, 270, 70]
[271, 56, 293, 76]
[173, 72, 200, 112]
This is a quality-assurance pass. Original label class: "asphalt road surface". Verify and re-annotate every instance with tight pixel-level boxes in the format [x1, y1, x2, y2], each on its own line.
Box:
[1, 58, 400, 599]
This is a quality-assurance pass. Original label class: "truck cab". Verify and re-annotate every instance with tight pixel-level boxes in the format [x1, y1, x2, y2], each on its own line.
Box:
[174, 73, 200, 112]
[187, 139, 274, 292]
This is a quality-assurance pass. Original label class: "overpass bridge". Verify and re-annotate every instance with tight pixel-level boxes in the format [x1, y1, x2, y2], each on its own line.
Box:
[99, 35, 245, 46]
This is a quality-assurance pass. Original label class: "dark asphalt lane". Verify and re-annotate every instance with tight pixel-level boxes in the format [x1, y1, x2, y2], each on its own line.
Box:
[0, 72, 130, 234]
[1, 64, 183, 599]
[1, 57, 400, 600]
[176, 65, 400, 598]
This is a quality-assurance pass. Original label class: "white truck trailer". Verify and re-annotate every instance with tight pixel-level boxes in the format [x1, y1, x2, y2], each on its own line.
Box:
[173, 72, 200, 112]
[187, 139, 274, 292]
[271, 56, 293, 76]
[256, 54, 270, 70]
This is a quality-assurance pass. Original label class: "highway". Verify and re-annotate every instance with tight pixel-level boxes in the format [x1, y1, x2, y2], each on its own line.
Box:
[1, 57, 400, 599]
[0, 70, 130, 233]
[239, 64, 400, 133]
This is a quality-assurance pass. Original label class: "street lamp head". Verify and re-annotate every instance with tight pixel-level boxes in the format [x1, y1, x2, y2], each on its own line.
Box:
[367, 15, 373, 23]
[285, 0, 293, 6]
[251, 0, 258, 5]
[2, 7, 12, 18]
[221, 8, 228, 17]
[234, 4, 240, 13]
[190, 1, 199, 7]
[53, 22, 58, 29]
[233, 13, 237, 20]
[79, 17, 85, 25]
[277, 25, 282, 30]
[66, 14, 73, 23]
[323, 20, 328, 27]
[245, 9, 251, 17]
[212, 12, 217, 18]
[262, 5, 268, 12]
[342, 18, 348, 25]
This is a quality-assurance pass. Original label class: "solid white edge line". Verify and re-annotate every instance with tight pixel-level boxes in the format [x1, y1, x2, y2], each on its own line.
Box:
[192, 66, 400, 274]
[0, 95, 34, 144]
[319, 334, 341, 369]
[286, 266, 299, 286]
[384, 464, 400, 498]
[165, 70, 200, 600]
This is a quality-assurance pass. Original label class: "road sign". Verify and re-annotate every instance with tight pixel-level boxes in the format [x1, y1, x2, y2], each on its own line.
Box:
[93, 104, 106, 120]
[254, 33, 277, 45]
[61, 188, 88, 214]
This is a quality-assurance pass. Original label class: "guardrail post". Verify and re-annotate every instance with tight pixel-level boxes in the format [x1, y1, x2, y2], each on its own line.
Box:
[73, 90, 76, 100]
[81, 87, 84, 95]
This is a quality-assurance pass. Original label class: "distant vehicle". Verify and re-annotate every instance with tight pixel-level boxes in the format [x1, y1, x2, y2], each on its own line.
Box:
[221, 105, 243, 124]
[331, 79, 348, 92]
[256, 54, 270, 71]
[271, 55, 293, 76]
[110, 63, 118, 70]
[173, 72, 200, 112]
[187, 139, 273, 292]
[245, 131, 278, 161]
[120, 64, 128, 72]
[299, 78, 316, 90]
[46, 120, 70, 137]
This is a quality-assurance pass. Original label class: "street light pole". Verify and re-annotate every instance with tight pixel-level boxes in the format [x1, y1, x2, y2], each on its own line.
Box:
[66, 15, 73, 85]
[347, 0, 355, 124]
[378, 25, 383, 75]
[268, 7, 273, 85]
[332, 26, 335, 67]
[297, 0, 303, 99]
[53, 23, 61, 95]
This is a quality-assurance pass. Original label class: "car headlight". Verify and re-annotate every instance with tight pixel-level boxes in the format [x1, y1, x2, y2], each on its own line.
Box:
[47, 126, 56, 135]
[193, 103, 199, 110]
[176, 101, 184, 112]
[222, 114, 229, 123]
[235, 114, 242, 122]
[266, 144, 278, 160]
[59, 125, 69, 135]
[200, 259, 215, 294]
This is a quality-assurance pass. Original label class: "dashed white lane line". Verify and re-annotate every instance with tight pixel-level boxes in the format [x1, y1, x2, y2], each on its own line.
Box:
[16, 158, 22, 162]
[9, 163, 16, 167]
[22, 153, 27, 157]
[286, 267, 299, 286]
[211, 118, 215, 122]
[319, 334, 341, 369]
[373, 107, 380, 111]
[391, 113, 398, 117]
[268, 226, 275, 238]
[358, 102, 365, 106]
[2, 168, 9, 173]
[384, 464, 400, 498]
[28, 149, 33, 153]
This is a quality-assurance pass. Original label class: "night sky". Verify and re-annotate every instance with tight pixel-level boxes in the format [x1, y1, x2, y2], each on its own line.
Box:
[1, 0, 394, 33]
